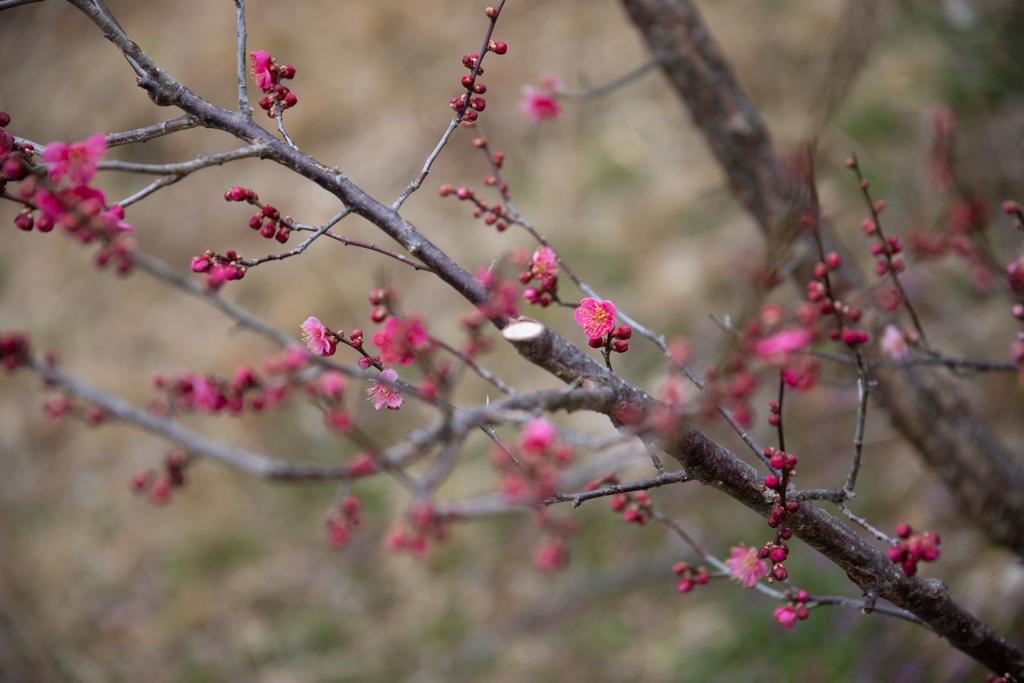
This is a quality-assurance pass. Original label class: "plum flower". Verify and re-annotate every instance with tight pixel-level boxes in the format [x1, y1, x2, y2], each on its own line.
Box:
[367, 368, 403, 411]
[754, 328, 814, 361]
[372, 317, 429, 366]
[726, 545, 767, 588]
[881, 324, 908, 360]
[300, 316, 337, 357]
[519, 417, 558, 455]
[574, 298, 617, 339]
[250, 50, 273, 90]
[773, 606, 797, 630]
[531, 246, 559, 291]
[520, 77, 563, 123]
[42, 133, 106, 185]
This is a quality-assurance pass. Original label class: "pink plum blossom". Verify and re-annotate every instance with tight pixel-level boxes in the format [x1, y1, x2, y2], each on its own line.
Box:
[367, 368, 403, 411]
[773, 606, 797, 629]
[300, 316, 337, 357]
[726, 545, 768, 588]
[42, 133, 106, 185]
[520, 80, 562, 123]
[754, 328, 814, 360]
[250, 50, 273, 90]
[881, 324, 908, 359]
[574, 298, 617, 339]
[531, 246, 559, 291]
[372, 316, 429, 366]
[519, 417, 558, 455]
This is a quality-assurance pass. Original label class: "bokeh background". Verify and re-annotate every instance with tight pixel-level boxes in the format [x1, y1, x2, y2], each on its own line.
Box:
[1, 0, 1023, 681]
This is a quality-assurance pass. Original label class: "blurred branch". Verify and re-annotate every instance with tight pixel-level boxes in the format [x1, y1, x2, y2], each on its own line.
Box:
[619, 0, 1024, 558]
[560, 58, 660, 101]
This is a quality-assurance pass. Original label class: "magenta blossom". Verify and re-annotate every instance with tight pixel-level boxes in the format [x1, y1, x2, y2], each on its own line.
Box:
[754, 328, 814, 360]
[519, 417, 558, 455]
[42, 133, 106, 185]
[574, 298, 617, 339]
[726, 545, 767, 588]
[300, 316, 337, 357]
[531, 246, 559, 291]
[372, 316, 429, 366]
[367, 368, 403, 411]
[520, 77, 563, 123]
[250, 50, 273, 90]
[773, 606, 797, 630]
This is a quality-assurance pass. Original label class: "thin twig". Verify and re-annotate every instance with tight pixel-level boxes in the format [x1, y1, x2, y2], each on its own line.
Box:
[544, 470, 690, 508]
[233, 0, 250, 117]
[104, 116, 201, 148]
[559, 59, 660, 101]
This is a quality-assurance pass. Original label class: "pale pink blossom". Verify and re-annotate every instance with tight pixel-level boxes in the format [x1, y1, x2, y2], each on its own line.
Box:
[42, 133, 106, 185]
[881, 324, 908, 359]
[754, 328, 814, 360]
[367, 368, 403, 411]
[726, 545, 767, 588]
[574, 298, 617, 339]
[773, 606, 797, 629]
[300, 316, 336, 357]
[319, 371, 346, 400]
[250, 50, 273, 90]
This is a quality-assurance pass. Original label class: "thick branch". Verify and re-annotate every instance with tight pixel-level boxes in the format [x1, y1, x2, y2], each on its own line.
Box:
[619, 0, 1024, 557]
[666, 424, 1024, 677]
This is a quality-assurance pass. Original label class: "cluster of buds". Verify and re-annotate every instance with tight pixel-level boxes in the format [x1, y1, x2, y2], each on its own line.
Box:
[773, 590, 811, 629]
[672, 561, 709, 594]
[42, 392, 107, 425]
[763, 446, 798, 479]
[759, 540, 792, 582]
[130, 450, 188, 505]
[764, 498, 800, 531]
[248, 203, 292, 244]
[888, 524, 941, 576]
[610, 489, 652, 525]
[151, 365, 287, 416]
[0, 331, 30, 371]
[385, 501, 450, 558]
[190, 249, 246, 290]
[519, 246, 559, 306]
[471, 137, 510, 196]
[250, 50, 297, 118]
[588, 325, 632, 354]
[227, 186, 293, 242]
[804, 250, 868, 348]
[324, 495, 363, 549]
[224, 185, 259, 204]
[439, 184, 510, 232]
[368, 288, 391, 323]
[496, 418, 573, 504]
[450, 32, 506, 125]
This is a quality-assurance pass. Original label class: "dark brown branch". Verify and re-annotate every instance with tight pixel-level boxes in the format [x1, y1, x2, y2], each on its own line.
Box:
[619, 0, 1024, 558]
[665, 424, 1024, 677]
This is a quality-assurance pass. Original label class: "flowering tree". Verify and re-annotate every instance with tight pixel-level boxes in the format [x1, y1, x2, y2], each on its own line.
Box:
[2, 0, 1023, 679]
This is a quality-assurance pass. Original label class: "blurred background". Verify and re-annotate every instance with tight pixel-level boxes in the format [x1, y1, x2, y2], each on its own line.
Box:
[1, 0, 1023, 680]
